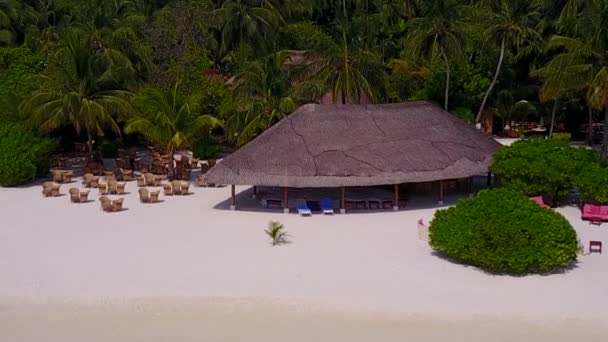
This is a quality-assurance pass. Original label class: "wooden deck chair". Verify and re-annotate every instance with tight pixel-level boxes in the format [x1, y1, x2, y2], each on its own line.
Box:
[108, 180, 118, 194]
[181, 182, 190, 195]
[138, 188, 150, 203]
[82, 173, 94, 187]
[136, 176, 146, 187]
[116, 183, 126, 195]
[99, 196, 113, 212]
[162, 183, 173, 196]
[150, 190, 161, 203]
[171, 180, 182, 195]
[144, 172, 155, 186]
[69, 187, 80, 203]
[79, 190, 90, 203]
[112, 198, 124, 211]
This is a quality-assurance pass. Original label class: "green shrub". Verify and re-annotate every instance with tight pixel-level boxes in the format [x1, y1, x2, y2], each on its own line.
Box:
[576, 163, 608, 203]
[429, 189, 579, 274]
[0, 123, 56, 186]
[550, 132, 571, 143]
[192, 140, 223, 160]
[265, 221, 288, 246]
[280, 22, 337, 52]
[451, 107, 475, 123]
[0, 47, 44, 98]
[491, 138, 597, 202]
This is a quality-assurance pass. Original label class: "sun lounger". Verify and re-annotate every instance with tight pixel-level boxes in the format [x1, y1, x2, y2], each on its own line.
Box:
[136, 176, 146, 187]
[321, 197, 334, 215]
[50, 183, 61, 197]
[171, 180, 182, 195]
[99, 196, 113, 212]
[61, 171, 73, 183]
[153, 176, 163, 187]
[82, 173, 94, 187]
[120, 168, 134, 181]
[112, 198, 124, 211]
[90, 176, 100, 188]
[51, 170, 64, 183]
[97, 183, 109, 195]
[42, 182, 55, 197]
[69, 188, 80, 203]
[144, 173, 155, 186]
[79, 190, 90, 203]
[138, 188, 150, 203]
[162, 183, 173, 196]
[529, 196, 550, 209]
[150, 190, 160, 203]
[107, 180, 118, 194]
[116, 183, 126, 195]
[582, 203, 608, 222]
[296, 200, 312, 216]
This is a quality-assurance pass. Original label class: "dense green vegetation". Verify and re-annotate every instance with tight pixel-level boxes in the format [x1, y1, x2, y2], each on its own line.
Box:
[0, 123, 56, 186]
[491, 138, 598, 202]
[576, 163, 608, 204]
[1, 0, 608, 171]
[429, 189, 579, 274]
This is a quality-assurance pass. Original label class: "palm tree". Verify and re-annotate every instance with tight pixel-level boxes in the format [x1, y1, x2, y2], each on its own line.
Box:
[475, 0, 542, 123]
[213, 0, 283, 59]
[125, 83, 222, 176]
[404, 0, 467, 110]
[534, 0, 608, 159]
[23, 29, 134, 155]
[224, 50, 297, 145]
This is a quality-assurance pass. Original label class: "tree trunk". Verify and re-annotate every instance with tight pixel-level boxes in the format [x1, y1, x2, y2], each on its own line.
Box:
[587, 106, 593, 146]
[602, 106, 608, 161]
[439, 46, 450, 111]
[476, 37, 506, 123]
[549, 100, 558, 138]
[86, 129, 94, 158]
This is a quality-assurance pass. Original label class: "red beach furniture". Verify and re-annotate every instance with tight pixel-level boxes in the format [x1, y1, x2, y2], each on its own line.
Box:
[529, 196, 550, 209]
[582, 203, 608, 222]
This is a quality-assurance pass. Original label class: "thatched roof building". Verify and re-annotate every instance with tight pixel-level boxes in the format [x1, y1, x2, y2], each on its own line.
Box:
[206, 102, 501, 188]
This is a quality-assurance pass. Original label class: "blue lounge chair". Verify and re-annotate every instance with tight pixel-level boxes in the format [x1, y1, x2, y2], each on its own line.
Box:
[296, 200, 312, 216]
[320, 197, 334, 215]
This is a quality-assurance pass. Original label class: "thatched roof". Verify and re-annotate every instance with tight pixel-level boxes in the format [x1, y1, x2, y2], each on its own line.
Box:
[206, 102, 501, 187]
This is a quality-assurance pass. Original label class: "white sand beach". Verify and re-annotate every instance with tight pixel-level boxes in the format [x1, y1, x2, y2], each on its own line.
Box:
[1, 180, 607, 341]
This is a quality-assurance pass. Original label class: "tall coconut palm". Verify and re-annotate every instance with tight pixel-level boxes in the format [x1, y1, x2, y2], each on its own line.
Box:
[125, 83, 222, 175]
[534, 0, 608, 159]
[475, 0, 542, 123]
[23, 29, 134, 155]
[213, 0, 283, 59]
[224, 50, 298, 146]
[404, 0, 467, 110]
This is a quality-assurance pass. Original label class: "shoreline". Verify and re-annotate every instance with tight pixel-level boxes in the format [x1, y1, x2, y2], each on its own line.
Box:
[1, 297, 606, 342]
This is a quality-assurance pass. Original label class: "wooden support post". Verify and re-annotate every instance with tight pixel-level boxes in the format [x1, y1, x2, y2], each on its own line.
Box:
[340, 187, 346, 214]
[487, 172, 492, 187]
[438, 180, 444, 205]
[252, 186, 257, 199]
[230, 184, 236, 210]
[393, 184, 399, 211]
[283, 187, 289, 213]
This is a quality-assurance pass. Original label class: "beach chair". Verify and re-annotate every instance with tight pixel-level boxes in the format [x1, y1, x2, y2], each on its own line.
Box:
[90, 176, 100, 188]
[162, 183, 173, 196]
[69, 188, 80, 203]
[120, 168, 134, 181]
[150, 190, 160, 203]
[196, 175, 207, 187]
[296, 200, 312, 216]
[181, 182, 190, 195]
[108, 180, 118, 194]
[171, 180, 182, 195]
[582, 203, 608, 223]
[138, 188, 150, 203]
[82, 173, 94, 187]
[50, 183, 61, 197]
[116, 183, 126, 195]
[79, 190, 90, 203]
[98, 183, 109, 195]
[136, 176, 146, 187]
[61, 171, 73, 183]
[51, 170, 64, 183]
[112, 198, 124, 211]
[144, 172, 154, 186]
[153, 176, 163, 187]
[320, 197, 334, 215]
[42, 182, 55, 197]
[99, 196, 113, 212]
